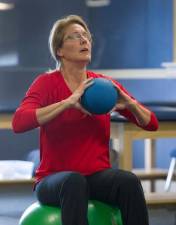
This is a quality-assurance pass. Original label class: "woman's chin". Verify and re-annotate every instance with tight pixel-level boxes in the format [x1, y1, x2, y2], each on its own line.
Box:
[77, 57, 91, 65]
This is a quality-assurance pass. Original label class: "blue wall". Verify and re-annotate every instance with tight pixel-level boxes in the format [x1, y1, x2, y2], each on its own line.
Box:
[0, 0, 172, 69]
[133, 138, 176, 169]
[88, 0, 173, 68]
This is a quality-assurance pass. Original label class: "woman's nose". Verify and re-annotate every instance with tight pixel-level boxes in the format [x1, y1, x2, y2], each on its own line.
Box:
[80, 37, 88, 44]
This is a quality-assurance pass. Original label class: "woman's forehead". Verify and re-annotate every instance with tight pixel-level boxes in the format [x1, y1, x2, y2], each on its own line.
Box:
[64, 23, 86, 34]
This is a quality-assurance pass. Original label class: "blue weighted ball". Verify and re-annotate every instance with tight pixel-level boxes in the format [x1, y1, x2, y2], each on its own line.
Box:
[81, 78, 118, 114]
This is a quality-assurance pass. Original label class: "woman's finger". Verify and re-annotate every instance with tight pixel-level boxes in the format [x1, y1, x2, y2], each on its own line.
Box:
[76, 102, 92, 116]
[84, 80, 94, 89]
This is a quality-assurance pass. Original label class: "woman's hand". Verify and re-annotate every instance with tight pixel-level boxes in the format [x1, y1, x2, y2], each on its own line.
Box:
[111, 81, 137, 112]
[111, 81, 151, 127]
[66, 77, 94, 114]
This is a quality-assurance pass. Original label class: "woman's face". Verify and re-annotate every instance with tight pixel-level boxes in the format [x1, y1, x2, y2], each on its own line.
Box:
[57, 23, 92, 65]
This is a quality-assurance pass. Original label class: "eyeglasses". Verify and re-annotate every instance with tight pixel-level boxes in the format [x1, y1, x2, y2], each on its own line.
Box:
[64, 32, 92, 42]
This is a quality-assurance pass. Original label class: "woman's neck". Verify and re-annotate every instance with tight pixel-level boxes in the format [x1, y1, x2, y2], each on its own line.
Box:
[60, 63, 87, 83]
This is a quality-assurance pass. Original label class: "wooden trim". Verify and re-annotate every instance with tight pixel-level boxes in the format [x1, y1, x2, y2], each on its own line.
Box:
[0, 178, 35, 185]
[145, 192, 176, 206]
[133, 168, 169, 180]
[0, 113, 13, 129]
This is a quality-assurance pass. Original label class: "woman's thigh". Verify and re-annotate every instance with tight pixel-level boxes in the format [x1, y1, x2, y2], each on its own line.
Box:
[87, 168, 141, 205]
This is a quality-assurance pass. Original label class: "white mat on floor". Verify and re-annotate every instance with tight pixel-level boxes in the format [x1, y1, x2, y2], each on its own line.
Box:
[0, 160, 34, 180]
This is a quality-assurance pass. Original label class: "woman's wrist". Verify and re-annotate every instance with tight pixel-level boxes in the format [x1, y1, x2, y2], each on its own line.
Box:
[126, 99, 138, 111]
[61, 99, 72, 109]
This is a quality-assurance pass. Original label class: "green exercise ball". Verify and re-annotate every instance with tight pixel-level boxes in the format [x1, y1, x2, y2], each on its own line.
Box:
[88, 201, 123, 225]
[19, 200, 123, 225]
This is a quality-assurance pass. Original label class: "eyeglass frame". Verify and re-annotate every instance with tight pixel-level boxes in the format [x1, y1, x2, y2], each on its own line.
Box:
[63, 31, 92, 43]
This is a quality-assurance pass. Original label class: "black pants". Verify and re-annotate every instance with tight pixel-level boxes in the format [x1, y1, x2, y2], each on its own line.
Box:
[35, 168, 148, 225]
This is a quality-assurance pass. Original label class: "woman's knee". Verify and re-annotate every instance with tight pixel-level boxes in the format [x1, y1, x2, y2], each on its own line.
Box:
[35, 171, 88, 205]
[127, 172, 141, 189]
[117, 170, 141, 190]
[62, 172, 88, 192]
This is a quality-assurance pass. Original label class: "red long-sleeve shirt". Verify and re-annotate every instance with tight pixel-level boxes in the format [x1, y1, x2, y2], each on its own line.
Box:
[12, 70, 158, 183]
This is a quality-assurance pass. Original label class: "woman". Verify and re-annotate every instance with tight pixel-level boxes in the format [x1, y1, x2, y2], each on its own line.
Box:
[12, 15, 158, 225]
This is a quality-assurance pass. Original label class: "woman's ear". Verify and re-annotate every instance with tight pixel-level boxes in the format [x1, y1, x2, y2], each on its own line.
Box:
[57, 48, 63, 58]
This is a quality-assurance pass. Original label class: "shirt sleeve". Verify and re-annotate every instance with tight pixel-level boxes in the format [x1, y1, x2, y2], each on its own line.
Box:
[12, 74, 49, 133]
[112, 80, 159, 131]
